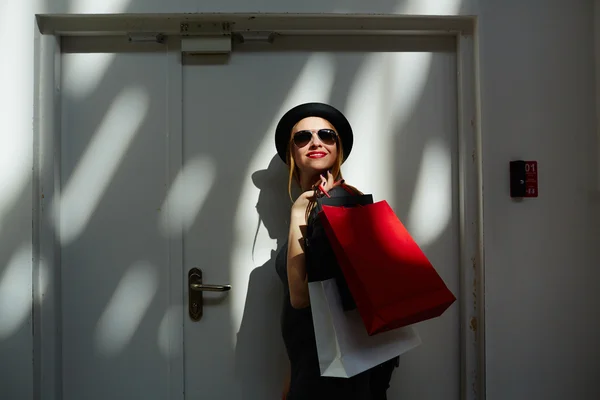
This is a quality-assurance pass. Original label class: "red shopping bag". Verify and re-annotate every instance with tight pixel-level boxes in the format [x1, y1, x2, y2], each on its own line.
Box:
[319, 200, 456, 335]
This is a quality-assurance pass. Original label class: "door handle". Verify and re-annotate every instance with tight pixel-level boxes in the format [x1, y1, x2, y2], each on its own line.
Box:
[190, 283, 231, 292]
[188, 268, 231, 321]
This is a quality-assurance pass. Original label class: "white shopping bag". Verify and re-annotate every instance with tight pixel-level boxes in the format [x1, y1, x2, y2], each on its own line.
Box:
[308, 278, 422, 378]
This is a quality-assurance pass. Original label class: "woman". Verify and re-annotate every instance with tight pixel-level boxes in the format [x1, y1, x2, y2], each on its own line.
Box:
[273, 103, 372, 400]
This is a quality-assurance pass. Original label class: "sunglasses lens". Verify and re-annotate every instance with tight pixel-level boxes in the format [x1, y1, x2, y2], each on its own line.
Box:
[293, 129, 337, 147]
[318, 129, 337, 145]
[293, 131, 312, 147]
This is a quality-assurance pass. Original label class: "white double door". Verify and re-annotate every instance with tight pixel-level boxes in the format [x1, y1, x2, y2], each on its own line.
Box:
[58, 34, 460, 399]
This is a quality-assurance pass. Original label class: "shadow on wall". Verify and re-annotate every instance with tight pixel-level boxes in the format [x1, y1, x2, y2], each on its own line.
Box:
[0, 181, 35, 399]
[234, 155, 290, 399]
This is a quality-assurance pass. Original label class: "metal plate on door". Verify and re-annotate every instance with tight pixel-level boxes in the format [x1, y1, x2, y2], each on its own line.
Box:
[188, 268, 231, 321]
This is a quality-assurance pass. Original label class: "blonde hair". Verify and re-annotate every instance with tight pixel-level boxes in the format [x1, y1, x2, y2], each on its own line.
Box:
[285, 131, 361, 220]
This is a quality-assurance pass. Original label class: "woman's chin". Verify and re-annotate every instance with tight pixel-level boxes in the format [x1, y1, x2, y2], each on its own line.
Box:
[303, 160, 333, 173]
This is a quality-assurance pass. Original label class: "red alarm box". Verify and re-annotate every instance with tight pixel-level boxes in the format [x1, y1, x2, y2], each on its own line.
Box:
[510, 160, 538, 198]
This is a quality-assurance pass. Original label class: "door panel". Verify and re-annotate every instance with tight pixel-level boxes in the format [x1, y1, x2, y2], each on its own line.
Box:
[182, 41, 459, 399]
[58, 36, 460, 400]
[59, 49, 179, 400]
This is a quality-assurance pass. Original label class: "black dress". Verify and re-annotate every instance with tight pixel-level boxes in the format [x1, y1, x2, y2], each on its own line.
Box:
[275, 221, 372, 399]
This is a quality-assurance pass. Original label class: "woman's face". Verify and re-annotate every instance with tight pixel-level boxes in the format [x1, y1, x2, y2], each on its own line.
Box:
[291, 117, 338, 177]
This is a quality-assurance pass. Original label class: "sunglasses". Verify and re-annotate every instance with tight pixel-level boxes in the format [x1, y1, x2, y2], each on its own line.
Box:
[292, 129, 338, 148]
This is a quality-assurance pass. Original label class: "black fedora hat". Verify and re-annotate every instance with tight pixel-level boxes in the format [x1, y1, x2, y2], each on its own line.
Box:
[275, 102, 354, 164]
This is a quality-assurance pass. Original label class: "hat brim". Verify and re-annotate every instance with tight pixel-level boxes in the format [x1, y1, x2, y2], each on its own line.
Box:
[275, 102, 353, 164]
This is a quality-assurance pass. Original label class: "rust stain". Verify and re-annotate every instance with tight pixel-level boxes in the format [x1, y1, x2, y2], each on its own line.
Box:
[470, 317, 478, 332]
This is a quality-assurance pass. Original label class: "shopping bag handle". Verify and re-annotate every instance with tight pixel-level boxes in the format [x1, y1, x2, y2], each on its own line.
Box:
[317, 183, 332, 198]
[316, 180, 355, 198]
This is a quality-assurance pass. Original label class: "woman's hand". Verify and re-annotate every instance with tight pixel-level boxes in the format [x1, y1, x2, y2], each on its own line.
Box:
[291, 170, 342, 216]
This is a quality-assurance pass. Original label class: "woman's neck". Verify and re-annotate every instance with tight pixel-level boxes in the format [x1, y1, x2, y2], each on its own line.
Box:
[299, 173, 322, 192]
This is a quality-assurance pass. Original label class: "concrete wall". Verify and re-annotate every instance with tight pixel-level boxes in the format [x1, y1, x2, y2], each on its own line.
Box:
[480, 1, 600, 399]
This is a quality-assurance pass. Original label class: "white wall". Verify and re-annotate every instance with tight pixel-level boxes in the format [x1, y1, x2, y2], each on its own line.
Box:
[0, 1, 42, 399]
[1, 0, 598, 399]
[480, 1, 600, 399]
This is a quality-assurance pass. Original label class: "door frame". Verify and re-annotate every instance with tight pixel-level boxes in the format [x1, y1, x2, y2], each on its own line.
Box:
[33, 13, 485, 400]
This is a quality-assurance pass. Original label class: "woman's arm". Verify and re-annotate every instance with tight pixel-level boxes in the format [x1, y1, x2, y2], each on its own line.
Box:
[287, 209, 310, 309]
[287, 171, 340, 309]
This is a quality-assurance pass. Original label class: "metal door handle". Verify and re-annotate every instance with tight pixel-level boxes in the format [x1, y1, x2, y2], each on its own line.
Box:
[190, 283, 231, 292]
[188, 268, 231, 321]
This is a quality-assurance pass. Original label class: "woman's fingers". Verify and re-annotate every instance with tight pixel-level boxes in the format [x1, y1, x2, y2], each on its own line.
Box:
[314, 171, 344, 198]
[324, 170, 337, 191]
